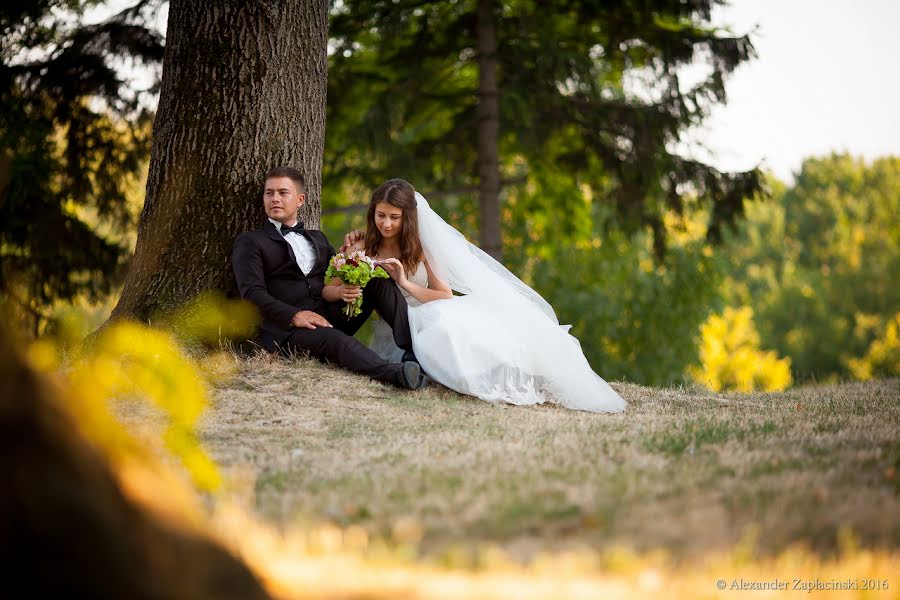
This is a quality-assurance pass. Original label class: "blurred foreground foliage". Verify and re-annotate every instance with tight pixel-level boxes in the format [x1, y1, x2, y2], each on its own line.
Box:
[2, 304, 272, 598]
[160, 291, 261, 350]
[26, 293, 259, 492]
[30, 316, 221, 492]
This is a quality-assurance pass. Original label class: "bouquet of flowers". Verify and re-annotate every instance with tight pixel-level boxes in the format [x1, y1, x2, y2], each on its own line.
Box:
[325, 249, 390, 317]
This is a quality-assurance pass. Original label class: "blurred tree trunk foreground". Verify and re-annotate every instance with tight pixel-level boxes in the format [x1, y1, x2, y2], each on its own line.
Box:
[111, 0, 329, 323]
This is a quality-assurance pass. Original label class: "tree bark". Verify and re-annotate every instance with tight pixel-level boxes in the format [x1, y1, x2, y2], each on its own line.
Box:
[110, 0, 328, 322]
[476, 0, 502, 261]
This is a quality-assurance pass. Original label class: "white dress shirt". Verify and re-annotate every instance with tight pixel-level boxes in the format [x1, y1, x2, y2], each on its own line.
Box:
[268, 218, 317, 275]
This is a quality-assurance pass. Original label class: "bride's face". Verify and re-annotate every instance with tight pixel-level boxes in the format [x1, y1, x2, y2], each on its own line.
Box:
[374, 201, 403, 239]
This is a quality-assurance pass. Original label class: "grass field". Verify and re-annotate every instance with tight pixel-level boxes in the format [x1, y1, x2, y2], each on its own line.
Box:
[197, 353, 900, 571]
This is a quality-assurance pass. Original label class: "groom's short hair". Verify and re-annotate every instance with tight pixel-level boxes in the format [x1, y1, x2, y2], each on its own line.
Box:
[265, 166, 305, 194]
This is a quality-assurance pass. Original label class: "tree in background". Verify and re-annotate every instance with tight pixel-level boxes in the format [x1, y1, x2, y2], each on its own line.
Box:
[529, 214, 722, 387]
[326, 0, 764, 260]
[689, 306, 792, 392]
[719, 154, 900, 383]
[531, 153, 900, 388]
[110, 0, 329, 323]
[0, 0, 163, 335]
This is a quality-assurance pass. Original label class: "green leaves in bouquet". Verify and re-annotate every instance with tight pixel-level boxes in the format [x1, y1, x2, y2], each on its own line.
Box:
[325, 257, 390, 317]
[326, 263, 389, 288]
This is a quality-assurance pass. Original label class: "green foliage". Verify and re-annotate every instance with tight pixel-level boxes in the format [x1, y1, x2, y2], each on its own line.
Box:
[325, 0, 764, 256]
[321, 0, 774, 386]
[530, 226, 722, 386]
[0, 0, 163, 333]
[719, 154, 900, 382]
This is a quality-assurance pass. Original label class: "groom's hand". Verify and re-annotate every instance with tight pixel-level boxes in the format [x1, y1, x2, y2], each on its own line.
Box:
[291, 310, 332, 330]
[339, 229, 365, 253]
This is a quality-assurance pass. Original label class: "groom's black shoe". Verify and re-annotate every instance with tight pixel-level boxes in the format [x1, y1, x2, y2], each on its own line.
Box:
[401, 350, 434, 385]
[397, 360, 428, 390]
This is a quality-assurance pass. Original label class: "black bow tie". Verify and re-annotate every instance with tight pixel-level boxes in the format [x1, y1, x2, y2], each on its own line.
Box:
[280, 222, 304, 235]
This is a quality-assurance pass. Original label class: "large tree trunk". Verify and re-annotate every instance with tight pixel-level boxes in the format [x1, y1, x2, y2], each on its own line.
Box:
[111, 0, 328, 322]
[476, 0, 502, 261]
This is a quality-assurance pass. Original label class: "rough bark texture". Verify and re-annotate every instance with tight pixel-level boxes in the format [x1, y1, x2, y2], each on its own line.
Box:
[111, 0, 328, 322]
[476, 0, 502, 261]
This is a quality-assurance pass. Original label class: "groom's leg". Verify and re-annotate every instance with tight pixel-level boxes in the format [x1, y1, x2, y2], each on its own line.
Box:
[360, 278, 413, 351]
[281, 326, 401, 385]
[325, 298, 376, 337]
[327, 279, 413, 351]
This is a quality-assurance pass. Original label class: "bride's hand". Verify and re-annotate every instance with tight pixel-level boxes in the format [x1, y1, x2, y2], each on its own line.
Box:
[340, 229, 365, 253]
[379, 258, 408, 287]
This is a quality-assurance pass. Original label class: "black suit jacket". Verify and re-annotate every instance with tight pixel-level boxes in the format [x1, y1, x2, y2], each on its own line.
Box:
[232, 220, 337, 350]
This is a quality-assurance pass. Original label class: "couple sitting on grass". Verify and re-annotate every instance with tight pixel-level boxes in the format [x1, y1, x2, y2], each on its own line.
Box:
[232, 166, 626, 413]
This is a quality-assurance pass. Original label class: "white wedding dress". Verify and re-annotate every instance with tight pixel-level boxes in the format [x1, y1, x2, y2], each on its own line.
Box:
[369, 193, 627, 414]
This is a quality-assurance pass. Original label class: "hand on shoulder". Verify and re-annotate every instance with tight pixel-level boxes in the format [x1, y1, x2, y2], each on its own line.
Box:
[339, 228, 366, 254]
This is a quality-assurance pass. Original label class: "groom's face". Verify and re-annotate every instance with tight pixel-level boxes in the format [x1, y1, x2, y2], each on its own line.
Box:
[263, 176, 305, 224]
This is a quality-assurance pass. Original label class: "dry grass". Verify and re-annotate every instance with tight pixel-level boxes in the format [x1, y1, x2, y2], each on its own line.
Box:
[188, 352, 900, 568]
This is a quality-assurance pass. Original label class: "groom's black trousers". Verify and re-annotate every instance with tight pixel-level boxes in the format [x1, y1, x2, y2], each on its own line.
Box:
[279, 278, 413, 384]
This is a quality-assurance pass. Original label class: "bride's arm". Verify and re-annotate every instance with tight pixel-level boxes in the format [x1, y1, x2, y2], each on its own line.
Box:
[404, 259, 453, 303]
[381, 258, 453, 303]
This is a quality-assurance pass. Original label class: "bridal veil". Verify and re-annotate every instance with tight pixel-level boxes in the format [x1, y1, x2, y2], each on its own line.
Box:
[408, 192, 626, 413]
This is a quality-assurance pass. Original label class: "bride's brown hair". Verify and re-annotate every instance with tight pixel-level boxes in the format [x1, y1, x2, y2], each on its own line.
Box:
[365, 179, 424, 274]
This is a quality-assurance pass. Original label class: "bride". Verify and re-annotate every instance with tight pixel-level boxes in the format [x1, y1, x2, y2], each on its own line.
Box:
[341, 178, 626, 413]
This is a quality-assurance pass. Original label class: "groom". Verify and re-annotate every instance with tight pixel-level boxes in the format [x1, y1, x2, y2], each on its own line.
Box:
[232, 166, 427, 389]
